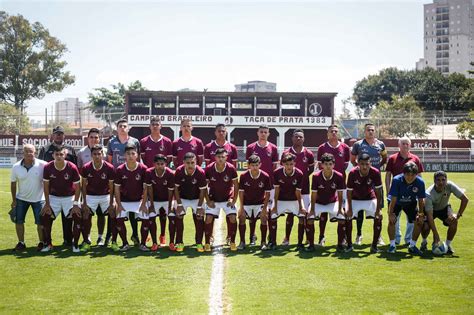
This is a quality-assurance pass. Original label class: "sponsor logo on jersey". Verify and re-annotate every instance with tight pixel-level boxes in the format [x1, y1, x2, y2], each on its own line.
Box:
[101, 173, 107, 180]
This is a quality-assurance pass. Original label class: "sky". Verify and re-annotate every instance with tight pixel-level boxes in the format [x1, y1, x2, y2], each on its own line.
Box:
[3, 0, 432, 122]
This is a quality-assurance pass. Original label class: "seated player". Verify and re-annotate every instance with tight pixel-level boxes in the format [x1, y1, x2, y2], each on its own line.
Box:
[270, 153, 305, 250]
[308, 153, 346, 252]
[174, 152, 207, 252]
[421, 171, 468, 255]
[387, 162, 437, 255]
[145, 154, 175, 252]
[346, 153, 383, 253]
[205, 148, 239, 252]
[237, 155, 272, 250]
[113, 144, 148, 251]
[40, 144, 81, 253]
[80, 145, 115, 252]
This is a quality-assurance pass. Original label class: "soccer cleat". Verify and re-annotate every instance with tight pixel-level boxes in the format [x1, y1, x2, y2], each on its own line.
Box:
[169, 243, 177, 251]
[176, 243, 184, 252]
[387, 245, 396, 253]
[131, 236, 140, 246]
[250, 235, 257, 246]
[110, 242, 120, 252]
[420, 240, 428, 252]
[268, 242, 277, 250]
[260, 242, 268, 251]
[296, 244, 305, 251]
[345, 245, 354, 253]
[97, 237, 105, 247]
[408, 246, 423, 256]
[72, 246, 81, 253]
[377, 236, 386, 246]
[13, 242, 26, 252]
[237, 242, 246, 250]
[230, 243, 237, 251]
[36, 242, 44, 252]
[41, 244, 53, 252]
[151, 243, 159, 252]
[119, 244, 130, 252]
[139, 244, 150, 252]
[336, 245, 345, 253]
[370, 246, 382, 254]
[204, 244, 212, 252]
[447, 245, 454, 255]
[305, 245, 315, 252]
[281, 238, 290, 246]
[104, 237, 111, 246]
[159, 235, 166, 247]
[196, 244, 204, 252]
[80, 242, 91, 252]
[355, 235, 363, 245]
[318, 237, 326, 247]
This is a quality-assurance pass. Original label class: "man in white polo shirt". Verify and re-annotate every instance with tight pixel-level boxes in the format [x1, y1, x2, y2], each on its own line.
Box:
[10, 144, 47, 251]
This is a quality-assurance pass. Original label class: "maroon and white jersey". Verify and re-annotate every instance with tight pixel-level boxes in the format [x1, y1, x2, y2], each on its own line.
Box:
[245, 141, 279, 184]
[317, 142, 350, 177]
[239, 170, 272, 206]
[145, 167, 175, 202]
[114, 163, 148, 202]
[386, 152, 424, 177]
[206, 162, 238, 202]
[80, 161, 115, 196]
[281, 147, 314, 194]
[347, 166, 383, 200]
[43, 161, 80, 197]
[140, 135, 173, 168]
[174, 165, 207, 200]
[204, 141, 238, 164]
[273, 167, 303, 201]
[172, 137, 204, 168]
[311, 170, 345, 205]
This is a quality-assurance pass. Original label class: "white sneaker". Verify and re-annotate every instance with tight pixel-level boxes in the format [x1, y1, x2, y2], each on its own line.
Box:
[377, 236, 385, 246]
[355, 235, 363, 245]
[41, 245, 52, 252]
[318, 237, 326, 247]
[281, 238, 290, 246]
[72, 246, 80, 253]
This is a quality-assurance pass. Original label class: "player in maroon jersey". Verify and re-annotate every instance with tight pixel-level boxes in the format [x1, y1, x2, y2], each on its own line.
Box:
[270, 153, 305, 250]
[308, 153, 346, 252]
[316, 124, 350, 246]
[144, 154, 175, 251]
[113, 144, 148, 251]
[204, 148, 239, 251]
[346, 153, 383, 253]
[40, 144, 81, 253]
[280, 129, 314, 246]
[204, 124, 238, 167]
[172, 119, 204, 168]
[79, 145, 115, 252]
[140, 116, 173, 167]
[174, 152, 208, 252]
[237, 155, 272, 250]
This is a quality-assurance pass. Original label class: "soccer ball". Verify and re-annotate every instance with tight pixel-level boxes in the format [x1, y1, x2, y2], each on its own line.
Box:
[432, 242, 448, 255]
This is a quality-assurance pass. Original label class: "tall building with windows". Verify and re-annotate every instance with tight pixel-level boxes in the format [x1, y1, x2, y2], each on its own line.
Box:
[234, 80, 277, 92]
[422, 0, 474, 77]
[54, 98, 102, 126]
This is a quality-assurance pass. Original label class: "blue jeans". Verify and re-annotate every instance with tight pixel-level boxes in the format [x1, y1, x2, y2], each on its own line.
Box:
[14, 199, 44, 224]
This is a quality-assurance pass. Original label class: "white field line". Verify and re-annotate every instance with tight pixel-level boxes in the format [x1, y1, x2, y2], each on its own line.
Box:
[208, 211, 226, 315]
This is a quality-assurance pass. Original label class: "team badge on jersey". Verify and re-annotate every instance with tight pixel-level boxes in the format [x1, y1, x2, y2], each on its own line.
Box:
[258, 182, 264, 188]
[192, 178, 197, 184]
[101, 173, 107, 180]
[412, 187, 419, 193]
[223, 175, 230, 182]
[163, 180, 168, 185]
[302, 156, 308, 163]
[135, 174, 141, 181]
[330, 183, 336, 189]
[292, 179, 298, 185]
[64, 173, 70, 180]
[367, 178, 372, 185]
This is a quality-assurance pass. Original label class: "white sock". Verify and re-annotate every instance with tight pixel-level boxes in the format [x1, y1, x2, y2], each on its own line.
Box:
[446, 240, 452, 246]
[390, 240, 396, 247]
[98, 234, 103, 238]
[409, 240, 417, 247]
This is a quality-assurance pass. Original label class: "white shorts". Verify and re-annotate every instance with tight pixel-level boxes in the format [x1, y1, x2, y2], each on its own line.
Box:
[310, 202, 344, 221]
[153, 201, 174, 214]
[85, 195, 110, 214]
[117, 201, 140, 219]
[272, 200, 303, 219]
[269, 188, 275, 207]
[171, 199, 199, 217]
[50, 195, 75, 218]
[243, 205, 263, 219]
[302, 194, 310, 209]
[349, 199, 377, 219]
[205, 202, 237, 218]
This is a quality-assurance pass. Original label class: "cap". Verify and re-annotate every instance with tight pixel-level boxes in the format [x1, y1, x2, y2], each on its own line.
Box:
[52, 125, 65, 134]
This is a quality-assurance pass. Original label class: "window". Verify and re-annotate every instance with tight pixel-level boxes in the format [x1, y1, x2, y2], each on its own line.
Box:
[232, 103, 252, 109]
[154, 102, 175, 109]
[257, 104, 277, 110]
[179, 103, 200, 108]
[281, 104, 301, 110]
[131, 102, 149, 108]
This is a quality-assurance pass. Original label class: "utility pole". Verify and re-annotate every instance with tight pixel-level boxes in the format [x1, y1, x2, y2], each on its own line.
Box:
[45, 108, 48, 134]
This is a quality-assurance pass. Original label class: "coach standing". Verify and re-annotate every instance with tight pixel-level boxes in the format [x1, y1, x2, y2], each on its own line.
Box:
[38, 125, 77, 246]
[10, 144, 48, 251]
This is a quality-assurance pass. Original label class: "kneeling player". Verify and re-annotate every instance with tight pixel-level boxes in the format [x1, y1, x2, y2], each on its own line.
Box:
[270, 153, 305, 250]
[40, 145, 81, 252]
[308, 153, 346, 252]
[421, 171, 468, 254]
[237, 155, 272, 250]
[205, 148, 239, 251]
[80, 145, 115, 252]
[145, 154, 175, 252]
[174, 152, 207, 252]
[346, 153, 383, 253]
[113, 144, 148, 251]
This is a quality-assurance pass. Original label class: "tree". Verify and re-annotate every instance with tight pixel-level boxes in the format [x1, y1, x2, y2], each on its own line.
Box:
[456, 110, 474, 139]
[0, 102, 30, 134]
[369, 95, 430, 138]
[88, 80, 146, 127]
[0, 12, 75, 113]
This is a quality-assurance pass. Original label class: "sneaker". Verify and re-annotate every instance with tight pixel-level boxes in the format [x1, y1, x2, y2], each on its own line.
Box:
[205, 244, 212, 252]
[176, 243, 184, 252]
[169, 243, 177, 251]
[104, 236, 111, 246]
[377, 236, 385, 246]
[447, 245, 454, 255]
[226, 237, 231, 246]
[420, 240, 428, 252]
[260, 242, 268, 251]
[41, 244, 53, 252]
[119, 244, 130, 252]
[72, 246, 81, 253]
[355, 235, 363, 245]
[408, 246, 423, 256]
[250, 235, 257, 246]
[131, 236, 140, 246]
[196, 244, 204, 252]
[395, 240, 401, 246]
[139, 244, 150, 252]
[159, 235, 166, 247]
[230, 243, 237, 251]
[36, 242, 44, 252]
[336, 245, 345, 253]
[110, 242, 120, 252]
[13, 242, 26, 252]
[296, 244, 305, 251]
[370, 246, 382, 254]
[318, 237, 326, 247]
[387, 245, 396, 253]
[305, 244, 315, 252]
[151, 243, 159, 252]
[97, 237, 105, 246]
[237, 242, 246, 250]
[281, 238, 290, 246]
[210, 236, 214, 246]
[80, 242, 91, 252]
[345, 245, 354, 253]
[268, 242, 277, 250]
